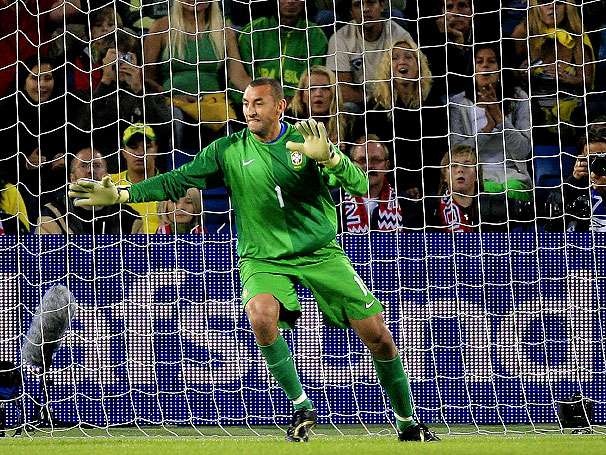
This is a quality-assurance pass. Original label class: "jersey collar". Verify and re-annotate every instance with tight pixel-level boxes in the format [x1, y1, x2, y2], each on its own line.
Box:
[249, 122, 289, 145]
[266, 122, 288, 144]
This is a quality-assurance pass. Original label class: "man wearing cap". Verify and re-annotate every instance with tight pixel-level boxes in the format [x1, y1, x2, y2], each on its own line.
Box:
[111, 123, 163, 233]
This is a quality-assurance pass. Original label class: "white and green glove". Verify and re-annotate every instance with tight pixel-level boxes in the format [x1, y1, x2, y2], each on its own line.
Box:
[68, 176, 130, 207]
[286, 118, 341, 168]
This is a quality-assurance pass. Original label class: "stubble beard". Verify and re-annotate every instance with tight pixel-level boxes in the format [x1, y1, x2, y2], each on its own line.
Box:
[248, 119, 268, 136]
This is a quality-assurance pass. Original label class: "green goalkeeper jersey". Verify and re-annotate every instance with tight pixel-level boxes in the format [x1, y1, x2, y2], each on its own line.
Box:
[128, 123, 368, 259]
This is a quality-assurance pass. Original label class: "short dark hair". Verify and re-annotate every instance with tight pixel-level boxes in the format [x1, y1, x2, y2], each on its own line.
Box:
[248, 78, 285, 101]
[19, 56, 57, 93]
[440, 0, 472, 13]
[587, 116, 606, 144]
[69, 147, 104, 175]
[352, 134, 390, 161]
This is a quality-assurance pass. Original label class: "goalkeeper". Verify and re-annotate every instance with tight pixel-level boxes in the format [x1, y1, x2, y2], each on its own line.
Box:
[69, 78, 438, 443]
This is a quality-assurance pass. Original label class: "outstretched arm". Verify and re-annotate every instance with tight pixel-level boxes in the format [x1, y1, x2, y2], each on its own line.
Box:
[69, 143, 223, 206]
[322, 149, 368, 197]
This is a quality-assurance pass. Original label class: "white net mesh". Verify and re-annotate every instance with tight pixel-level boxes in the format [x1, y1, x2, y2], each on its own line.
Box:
[0, 0, 604, 437]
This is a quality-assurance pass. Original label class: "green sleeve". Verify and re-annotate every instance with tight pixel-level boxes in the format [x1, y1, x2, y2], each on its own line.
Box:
[310, 27, 328, 63]
[322, 146, 368, 196]
[310, 54, 326, 67]
[129, 142, 223, 203]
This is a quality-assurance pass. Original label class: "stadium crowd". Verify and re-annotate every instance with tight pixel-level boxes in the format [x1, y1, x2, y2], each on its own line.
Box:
[0, 0, 605, 235]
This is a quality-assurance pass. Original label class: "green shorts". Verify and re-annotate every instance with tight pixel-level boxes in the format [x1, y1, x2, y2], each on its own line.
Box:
[239, 241, 383, 329]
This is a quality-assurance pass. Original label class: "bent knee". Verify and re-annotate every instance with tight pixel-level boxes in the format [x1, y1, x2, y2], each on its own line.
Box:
[361, 326, 396, 358]
[246, 294, 280, 325]
[366, 329, 394, 349]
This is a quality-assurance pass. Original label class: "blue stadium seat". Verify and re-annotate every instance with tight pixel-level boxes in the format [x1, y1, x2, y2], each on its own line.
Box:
[201, 187, 233, 234]
[533, 145, 577, 187]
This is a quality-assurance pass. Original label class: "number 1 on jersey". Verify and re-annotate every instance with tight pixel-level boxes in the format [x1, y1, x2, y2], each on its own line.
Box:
[275, 185, 285, 208]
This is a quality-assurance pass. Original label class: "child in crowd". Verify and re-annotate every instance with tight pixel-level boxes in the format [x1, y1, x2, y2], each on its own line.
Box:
[157, 188, 204, 234]
[432, 145, 481, 233]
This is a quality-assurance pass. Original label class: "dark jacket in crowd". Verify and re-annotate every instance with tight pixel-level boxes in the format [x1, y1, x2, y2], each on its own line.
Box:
[417, 17, 474, 98]
[0, 86, 90, 224]
[37, 193, 143, 234]
[355, 90, 449, 197]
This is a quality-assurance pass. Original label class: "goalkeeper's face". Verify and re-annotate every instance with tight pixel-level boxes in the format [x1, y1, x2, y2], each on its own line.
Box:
[243, 85, 286, 139]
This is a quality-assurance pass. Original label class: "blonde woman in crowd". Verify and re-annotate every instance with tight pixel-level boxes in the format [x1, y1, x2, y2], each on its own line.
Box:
[361, 38, 448, 199]
[511, 0, 594, 135]
[157, 188, 204, 234]
[144, 0, 250, 96]
[285, 65, 352, 148]
[144, 0, 251, 148]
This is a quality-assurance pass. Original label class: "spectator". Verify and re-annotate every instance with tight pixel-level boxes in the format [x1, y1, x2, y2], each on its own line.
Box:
[558, 118, 606, 232]
[144, 0, 251, 148]
[0, 0, 81, 97]
[361, 37, 448, 198]
[428, 144, 481, 232]
[417, 0, 474, 99]
[119, 0, 168, 32]
[285, 66, 352, 147]
[92, 29, 172, 172]
[0, 178, 30, 235]
[500, 0, 529, 73]
[588, 2, 606, 119]
[157, 188, 204, 234]
[511, 0, 595, 141]
[66, 6, 122, 96]
[0, 57, 89, 224]
[335, 136, 403, 233]
[37, 147, 142, 234]
[502, 0, 528, 37]
[472, 0, 502, 43]
[225, 0, 276, 28]
[239, 0, 327, 99]
[110, 124, 163, 234]
[449, 44, 533, 227]
[327, 0, 414, 105]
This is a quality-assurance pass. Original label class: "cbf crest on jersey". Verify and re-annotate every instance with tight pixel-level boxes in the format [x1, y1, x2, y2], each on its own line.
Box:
[290, 151, 304, 170]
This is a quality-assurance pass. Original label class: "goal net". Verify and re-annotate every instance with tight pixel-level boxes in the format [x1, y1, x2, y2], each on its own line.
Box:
[0, 0, 604, 436]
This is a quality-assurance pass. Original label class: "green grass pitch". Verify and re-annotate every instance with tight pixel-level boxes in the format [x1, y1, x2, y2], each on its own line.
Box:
[1, 426, 605, 454]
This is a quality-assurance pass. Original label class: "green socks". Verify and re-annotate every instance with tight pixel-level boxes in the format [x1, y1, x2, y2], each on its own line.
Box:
[259, 336, 411, 424]
[258, 334, 314, 411]
[373, 355, 416, 432]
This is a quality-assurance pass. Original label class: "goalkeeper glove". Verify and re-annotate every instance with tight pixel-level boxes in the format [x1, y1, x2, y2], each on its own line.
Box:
[286, 119, 341, 168]
[68, 176, 130, 207]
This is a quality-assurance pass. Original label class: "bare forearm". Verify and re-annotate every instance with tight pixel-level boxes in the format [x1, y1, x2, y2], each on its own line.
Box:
[227, 59, 252, 91]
